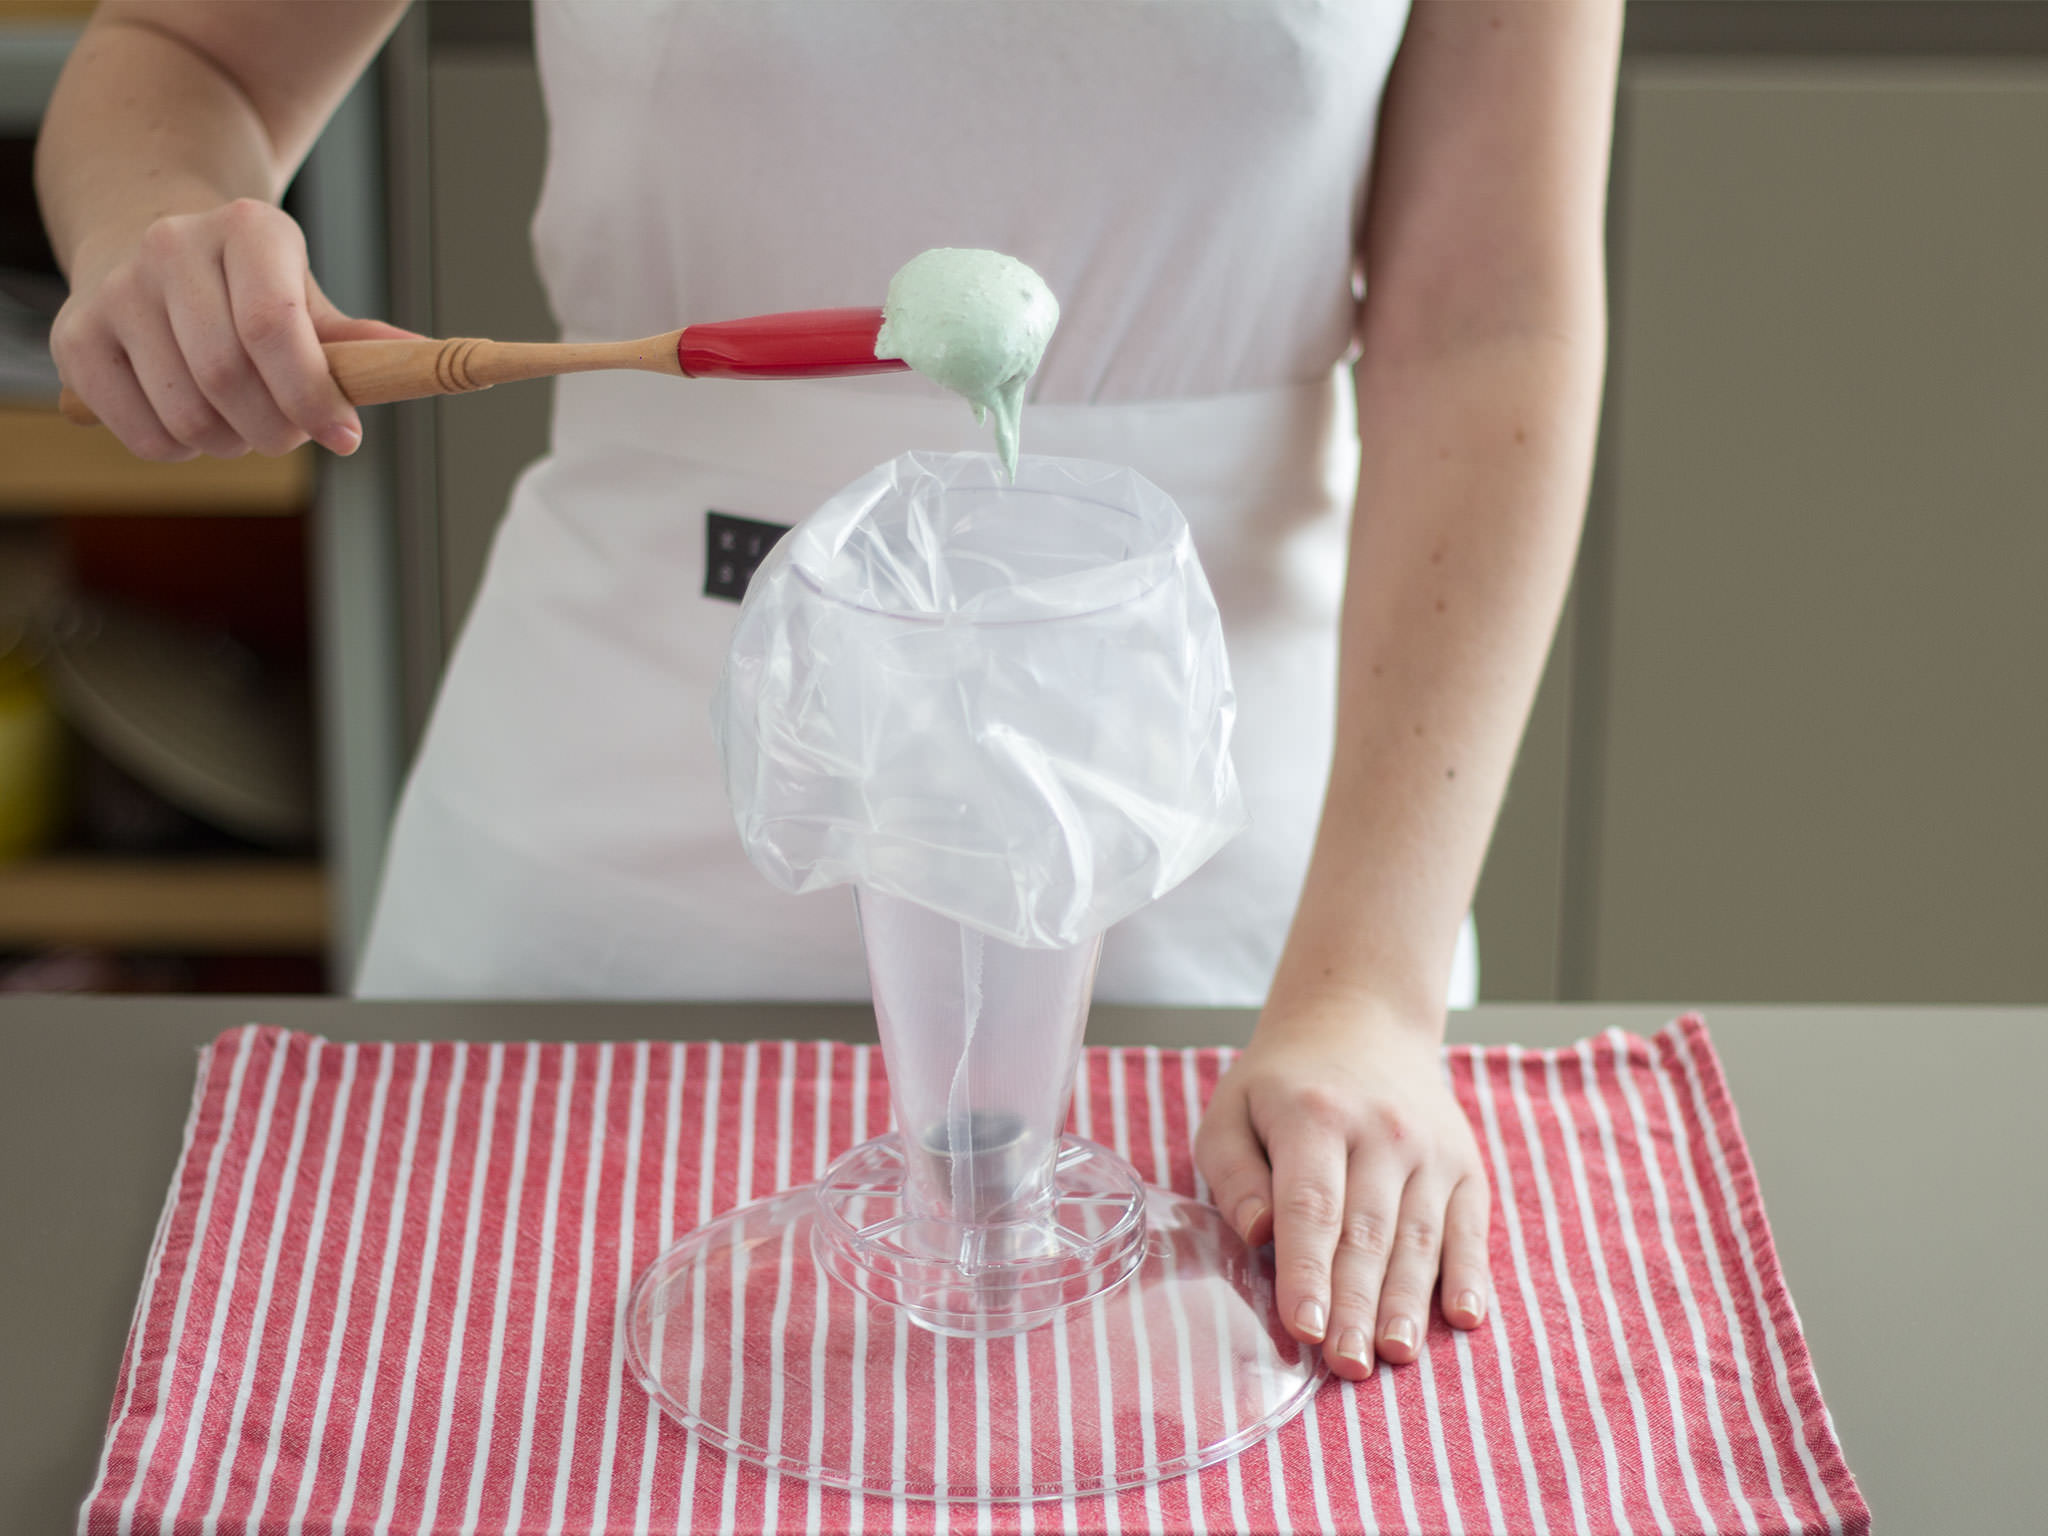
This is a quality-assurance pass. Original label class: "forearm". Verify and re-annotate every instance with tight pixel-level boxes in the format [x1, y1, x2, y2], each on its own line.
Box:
[35, 2, 405, 286]
[38, 21, 271, 283]
[1267, 319, 1605, 1034]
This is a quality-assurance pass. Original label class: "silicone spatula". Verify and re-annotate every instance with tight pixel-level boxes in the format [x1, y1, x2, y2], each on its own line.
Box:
[57, 307, 909, 424]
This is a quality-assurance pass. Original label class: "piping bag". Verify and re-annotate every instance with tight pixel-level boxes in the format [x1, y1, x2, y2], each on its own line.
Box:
[713, 451, 1248, 1233]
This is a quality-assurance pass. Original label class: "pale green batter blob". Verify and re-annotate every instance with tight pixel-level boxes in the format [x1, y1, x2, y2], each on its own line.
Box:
[873, 248, 1059, 479]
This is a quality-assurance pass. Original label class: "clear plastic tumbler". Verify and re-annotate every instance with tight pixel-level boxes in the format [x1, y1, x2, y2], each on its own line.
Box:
[810, 887, 1145, 1335]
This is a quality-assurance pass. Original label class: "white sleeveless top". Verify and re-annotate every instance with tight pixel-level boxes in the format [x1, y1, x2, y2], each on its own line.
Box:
[356, 0, 1479, 1007]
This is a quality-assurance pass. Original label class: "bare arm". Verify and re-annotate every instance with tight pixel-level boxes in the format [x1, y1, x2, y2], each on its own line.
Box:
[1298, 0, 1616, 1026]
[36, 0, 412, 458]
[1198, 0, 1623, 1378]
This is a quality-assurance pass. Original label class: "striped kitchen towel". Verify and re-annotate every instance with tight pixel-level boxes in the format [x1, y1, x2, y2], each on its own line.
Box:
[79, 1018, 1865, 1535]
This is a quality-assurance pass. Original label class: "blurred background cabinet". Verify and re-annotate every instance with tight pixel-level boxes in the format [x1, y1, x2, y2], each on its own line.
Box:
[1549, 60, 2048, 1005]
[0, 0, 342, 991]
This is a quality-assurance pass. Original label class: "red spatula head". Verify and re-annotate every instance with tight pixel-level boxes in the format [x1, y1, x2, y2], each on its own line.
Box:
[676, 307, 911, 380]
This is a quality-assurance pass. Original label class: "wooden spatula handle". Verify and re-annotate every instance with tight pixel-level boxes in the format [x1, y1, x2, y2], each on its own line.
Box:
[55, 333, 685, 426]
[324, 335, 688, 404]
[329, 336, 502, 405]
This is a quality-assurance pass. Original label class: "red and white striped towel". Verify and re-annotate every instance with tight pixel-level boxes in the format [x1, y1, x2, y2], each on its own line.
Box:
[80, 1018, 1865, 1535]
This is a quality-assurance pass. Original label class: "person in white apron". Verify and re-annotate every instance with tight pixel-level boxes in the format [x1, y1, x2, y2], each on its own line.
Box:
[41, 0, 1620, 1386]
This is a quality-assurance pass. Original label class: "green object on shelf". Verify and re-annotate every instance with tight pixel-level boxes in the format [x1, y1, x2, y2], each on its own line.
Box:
[0, 632, 64, 861]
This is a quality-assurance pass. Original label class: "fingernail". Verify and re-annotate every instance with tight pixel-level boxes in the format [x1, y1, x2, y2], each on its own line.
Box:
[1382, 1315, 1418, 1352]
[1295, 1299, 1326, 1340]
[1454, 1289, 1486, 1325]
[323, 423, 361, 455]
[1235, 1197, 1267, 1240]
[1332, 1327, 1368, 1364]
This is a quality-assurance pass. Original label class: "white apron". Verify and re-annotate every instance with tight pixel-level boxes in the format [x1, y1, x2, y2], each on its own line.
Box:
[357, 0, 1478, 1007]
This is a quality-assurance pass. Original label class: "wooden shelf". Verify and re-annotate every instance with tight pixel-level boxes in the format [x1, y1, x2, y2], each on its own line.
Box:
[0, 406, 313, 515]
[0, 857, 327, 951]
[0, 2, 93, 20]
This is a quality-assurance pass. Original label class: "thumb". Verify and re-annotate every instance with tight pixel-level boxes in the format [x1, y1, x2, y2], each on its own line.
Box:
[1194, 1082, 1276, 1248]
[307, 272, 421, 343]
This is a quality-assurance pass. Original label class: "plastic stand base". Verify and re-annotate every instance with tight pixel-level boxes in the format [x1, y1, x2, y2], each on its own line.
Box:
[625, 1133, 1325, 1502]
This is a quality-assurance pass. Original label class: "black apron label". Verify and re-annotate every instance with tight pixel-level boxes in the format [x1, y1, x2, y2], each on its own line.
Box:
[704, 511, 792, 602]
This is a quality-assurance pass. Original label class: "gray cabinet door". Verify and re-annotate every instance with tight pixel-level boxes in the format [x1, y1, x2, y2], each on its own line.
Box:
[1560, 64, 2048, 1003]
[427, 53, 555, 653]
